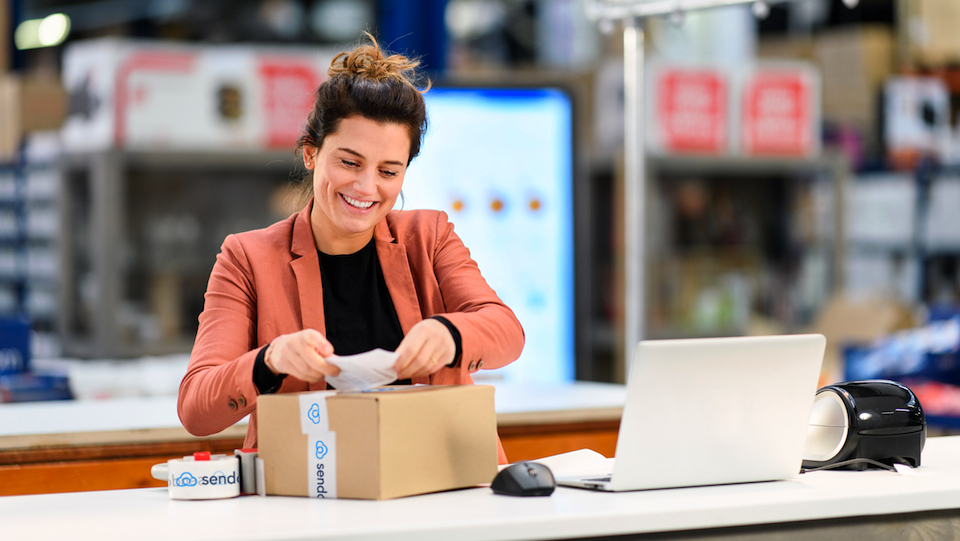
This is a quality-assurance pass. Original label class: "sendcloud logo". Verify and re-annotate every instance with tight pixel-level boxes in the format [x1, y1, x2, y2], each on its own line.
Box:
[308, 403, 322, 424]
[175, 472, 197, 487]
[316, 440, 328, 460]
[173, 470, 238, 488]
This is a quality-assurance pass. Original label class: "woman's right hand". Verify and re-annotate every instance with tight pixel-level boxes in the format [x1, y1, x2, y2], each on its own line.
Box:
[264, 329, 340, 382]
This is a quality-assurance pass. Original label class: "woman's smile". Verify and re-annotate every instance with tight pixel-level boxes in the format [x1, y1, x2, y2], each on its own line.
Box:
[340, 193, 376, 211]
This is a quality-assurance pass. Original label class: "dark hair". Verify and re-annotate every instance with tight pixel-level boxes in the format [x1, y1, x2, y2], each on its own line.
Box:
[292, 33, 429, 206]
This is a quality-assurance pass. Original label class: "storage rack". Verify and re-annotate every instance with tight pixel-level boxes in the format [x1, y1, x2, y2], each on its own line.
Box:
[584, 0, 853, 377]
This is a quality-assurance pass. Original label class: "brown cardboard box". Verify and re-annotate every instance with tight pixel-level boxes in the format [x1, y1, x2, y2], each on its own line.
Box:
[807, 295, 916, 386]
[814, 27, 895, 137]
[905, 0, 960, 67]
[0, 76, 18, 160]
[0, 74, 68, 160]
[258, 385, 498, 500]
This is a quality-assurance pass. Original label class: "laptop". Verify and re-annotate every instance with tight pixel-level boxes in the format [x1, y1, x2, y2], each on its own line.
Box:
[557, 334, 826, 491]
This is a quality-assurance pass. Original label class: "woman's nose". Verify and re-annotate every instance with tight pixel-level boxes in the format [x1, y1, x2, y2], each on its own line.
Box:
[353, 170, 377, 195]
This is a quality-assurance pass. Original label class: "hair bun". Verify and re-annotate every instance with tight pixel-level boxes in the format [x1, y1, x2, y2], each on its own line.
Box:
[329, 33, 422, 86]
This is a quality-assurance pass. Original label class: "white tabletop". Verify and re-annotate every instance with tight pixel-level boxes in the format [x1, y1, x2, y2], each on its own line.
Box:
[4, 435, 959, 541]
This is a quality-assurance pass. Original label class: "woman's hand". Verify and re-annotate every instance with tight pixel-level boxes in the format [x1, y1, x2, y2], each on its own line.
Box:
[394, 319, 456, 380]
[264, 329, 340, 383]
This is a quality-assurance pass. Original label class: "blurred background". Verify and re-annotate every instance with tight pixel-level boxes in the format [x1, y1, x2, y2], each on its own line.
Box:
[1, 0, 960, 430]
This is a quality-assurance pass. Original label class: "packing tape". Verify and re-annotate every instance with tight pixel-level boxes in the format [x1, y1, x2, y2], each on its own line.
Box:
[299, 391, 338, 498]
[151, 453, 241, 500]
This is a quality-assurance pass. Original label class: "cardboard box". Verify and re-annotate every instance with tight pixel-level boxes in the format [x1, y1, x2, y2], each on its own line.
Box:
[814, 27, 895, 134]
[905, 0, 960, 67]
[258, 385, 498, 500]
[807, 295, 916, 386]
[0, 74, 68, 161]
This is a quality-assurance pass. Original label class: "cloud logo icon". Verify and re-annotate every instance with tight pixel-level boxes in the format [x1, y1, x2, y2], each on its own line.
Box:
[308, 403, 321, 424]
[316, 440, 328, 460]
[175, 472, 198, 487]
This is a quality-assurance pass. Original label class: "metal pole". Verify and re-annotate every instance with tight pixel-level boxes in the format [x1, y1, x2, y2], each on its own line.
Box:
[623, 17, 645, 378]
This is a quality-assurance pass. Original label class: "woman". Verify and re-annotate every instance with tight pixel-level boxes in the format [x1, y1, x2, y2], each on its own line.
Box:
[178, 35, 524, 464]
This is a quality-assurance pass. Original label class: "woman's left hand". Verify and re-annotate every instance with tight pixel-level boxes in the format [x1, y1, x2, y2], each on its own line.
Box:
[394, 319, 456, 380]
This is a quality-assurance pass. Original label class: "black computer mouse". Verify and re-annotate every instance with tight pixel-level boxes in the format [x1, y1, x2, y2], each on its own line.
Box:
[491, 461, 555, 496]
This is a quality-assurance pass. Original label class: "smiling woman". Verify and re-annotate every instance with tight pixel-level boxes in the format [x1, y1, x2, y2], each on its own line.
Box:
[177, 33, 525, 464]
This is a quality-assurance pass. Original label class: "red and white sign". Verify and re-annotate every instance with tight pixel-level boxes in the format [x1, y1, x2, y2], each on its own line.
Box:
[259, 60, 323, 149]
[741, 71, 816, 157]
[657, 69, 727, 154]
[61, 39, 338, 152]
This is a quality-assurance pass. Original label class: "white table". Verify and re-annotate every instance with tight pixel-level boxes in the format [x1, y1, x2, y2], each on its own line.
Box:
[4, 436, 960, 541]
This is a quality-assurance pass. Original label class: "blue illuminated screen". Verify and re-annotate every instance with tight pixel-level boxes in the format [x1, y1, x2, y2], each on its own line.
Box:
[400, 87, 575, 384]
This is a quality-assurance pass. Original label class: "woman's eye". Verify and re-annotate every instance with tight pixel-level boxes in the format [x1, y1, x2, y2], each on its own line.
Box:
[342, 159, 358, 167]
[381, 170, 398, 177]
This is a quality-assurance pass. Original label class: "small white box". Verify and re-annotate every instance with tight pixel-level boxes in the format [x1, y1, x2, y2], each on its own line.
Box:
[923, 177, 960, 249]
[845, 173, 917, 246]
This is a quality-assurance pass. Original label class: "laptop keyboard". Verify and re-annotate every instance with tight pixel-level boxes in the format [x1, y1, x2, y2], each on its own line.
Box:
[585, 476, 612, 482]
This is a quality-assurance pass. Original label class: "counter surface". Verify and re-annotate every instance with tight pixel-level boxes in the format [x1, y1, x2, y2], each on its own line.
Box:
[3, 435, 959, 541]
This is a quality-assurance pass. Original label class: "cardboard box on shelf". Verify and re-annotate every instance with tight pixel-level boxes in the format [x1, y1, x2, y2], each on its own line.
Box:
[813, 26, 895, 136]
[0, 76, 18, 161]
[807, 295, 916, 386]
[903, 0, 960, 68]
[258, 385, 498, 500]
[0, 74, 68, 161]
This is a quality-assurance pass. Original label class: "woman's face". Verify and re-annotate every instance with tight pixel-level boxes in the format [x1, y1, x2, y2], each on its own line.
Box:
[305, 115, 410, 254]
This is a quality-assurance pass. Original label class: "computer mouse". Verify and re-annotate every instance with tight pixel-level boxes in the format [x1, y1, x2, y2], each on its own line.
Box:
[491, 461, 555, 496]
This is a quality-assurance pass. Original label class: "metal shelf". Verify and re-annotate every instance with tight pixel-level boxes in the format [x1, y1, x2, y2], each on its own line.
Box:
[58, 148, 299, 358]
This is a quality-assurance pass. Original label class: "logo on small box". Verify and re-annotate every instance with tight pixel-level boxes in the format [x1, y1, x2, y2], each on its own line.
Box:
[308, 403, 322, 424]
[316, 440, 328, 460]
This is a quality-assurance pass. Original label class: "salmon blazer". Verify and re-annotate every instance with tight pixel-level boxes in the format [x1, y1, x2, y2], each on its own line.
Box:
[178, 201, 524, 463]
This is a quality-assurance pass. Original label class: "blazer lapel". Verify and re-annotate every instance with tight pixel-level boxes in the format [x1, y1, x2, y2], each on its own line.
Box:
[374, 219, 422, 335]
[290, 202, 325, 334]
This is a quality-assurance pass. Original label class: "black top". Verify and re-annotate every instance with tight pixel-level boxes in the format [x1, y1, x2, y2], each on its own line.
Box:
[318, 238, 406, 356]
[253, 237, 462, 394]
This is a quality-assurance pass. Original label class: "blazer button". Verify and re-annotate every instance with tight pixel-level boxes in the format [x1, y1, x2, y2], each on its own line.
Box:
[468, 361, 477, 372]
[238, 395, 247, 407]
[477, 360, 484, 370]
[228, 399, 238, 411]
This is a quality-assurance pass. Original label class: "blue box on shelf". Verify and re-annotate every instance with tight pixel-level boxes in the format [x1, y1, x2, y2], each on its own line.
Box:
[0, 373, 72, 403]
[0, 316, 31, 376]
[844, 315, 960, 430]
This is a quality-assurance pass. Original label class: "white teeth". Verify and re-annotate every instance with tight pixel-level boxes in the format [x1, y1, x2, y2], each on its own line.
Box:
[342, 194, 374, 209]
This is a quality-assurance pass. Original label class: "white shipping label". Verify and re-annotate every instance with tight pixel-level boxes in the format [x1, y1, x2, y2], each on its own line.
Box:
[299, 391, 336, 434]
[307, 432, 337, 498]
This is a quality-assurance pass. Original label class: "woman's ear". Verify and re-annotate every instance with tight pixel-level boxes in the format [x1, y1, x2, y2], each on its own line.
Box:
[303, 146, 318, 169]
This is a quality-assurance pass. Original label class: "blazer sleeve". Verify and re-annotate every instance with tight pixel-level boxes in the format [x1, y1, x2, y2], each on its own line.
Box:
[177, 234, 262, 436]
[429, 212, 525, 373]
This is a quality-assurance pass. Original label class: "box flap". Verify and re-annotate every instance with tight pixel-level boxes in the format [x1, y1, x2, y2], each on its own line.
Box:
[257, 394, 310, 497]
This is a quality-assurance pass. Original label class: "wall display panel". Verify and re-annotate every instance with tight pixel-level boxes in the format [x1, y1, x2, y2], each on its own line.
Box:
[400, 87, 575, 384]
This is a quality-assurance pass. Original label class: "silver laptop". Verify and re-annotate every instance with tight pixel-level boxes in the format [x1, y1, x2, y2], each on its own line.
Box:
[558, 334, 825, 491]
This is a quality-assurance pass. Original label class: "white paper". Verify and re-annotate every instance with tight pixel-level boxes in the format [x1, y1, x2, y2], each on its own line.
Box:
[324, 348, 399, 391]
[522, 449, 615, 479]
